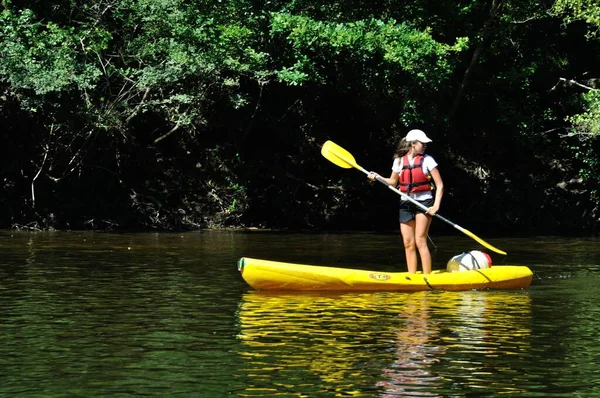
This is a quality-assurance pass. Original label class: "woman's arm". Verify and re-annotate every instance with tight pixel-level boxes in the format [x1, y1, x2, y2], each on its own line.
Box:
[367, 170, 399, 187]
[428, 167, 444, 216]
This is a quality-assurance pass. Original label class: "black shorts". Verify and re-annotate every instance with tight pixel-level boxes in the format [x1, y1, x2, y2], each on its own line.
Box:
[399, 197, 434, 223]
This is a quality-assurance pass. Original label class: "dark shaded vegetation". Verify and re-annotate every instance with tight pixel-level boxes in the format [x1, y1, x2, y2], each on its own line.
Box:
[1, 0, 598, 235]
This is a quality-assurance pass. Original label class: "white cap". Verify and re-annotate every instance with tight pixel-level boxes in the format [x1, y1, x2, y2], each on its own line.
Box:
[405, 129, 432, 143]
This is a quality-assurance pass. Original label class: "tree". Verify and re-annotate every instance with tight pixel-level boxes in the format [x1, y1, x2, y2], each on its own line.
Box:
[551, 0, 600, 224]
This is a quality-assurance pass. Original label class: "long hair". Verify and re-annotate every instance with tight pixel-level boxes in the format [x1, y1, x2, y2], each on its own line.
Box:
[393, 138, 411, 158]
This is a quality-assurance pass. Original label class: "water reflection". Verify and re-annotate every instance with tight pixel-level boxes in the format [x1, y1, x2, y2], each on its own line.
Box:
[0, 231, 247, 396]
[382, 291, 533, 396]
[378, 292, 444, 397]
[2, 231, 597, 397]
[236, 290, 532, 397]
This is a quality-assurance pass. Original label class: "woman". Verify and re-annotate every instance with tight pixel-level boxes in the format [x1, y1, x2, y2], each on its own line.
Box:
[368, 129, 444, 274]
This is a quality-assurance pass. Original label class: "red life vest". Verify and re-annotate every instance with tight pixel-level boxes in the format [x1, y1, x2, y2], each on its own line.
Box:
[398, 155, 434, 193]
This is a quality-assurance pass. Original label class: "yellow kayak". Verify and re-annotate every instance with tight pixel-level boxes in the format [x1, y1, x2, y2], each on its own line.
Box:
[238, 257, 533, 291]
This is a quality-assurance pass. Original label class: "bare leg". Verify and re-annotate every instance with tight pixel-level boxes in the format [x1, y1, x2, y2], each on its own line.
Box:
[400, 220, 417, 273]
[415, 213, 433, 274]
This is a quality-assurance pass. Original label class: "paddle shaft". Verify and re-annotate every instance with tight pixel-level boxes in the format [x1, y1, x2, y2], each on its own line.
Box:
[321, 140, 507, 255]
[362, 168, 482, 239]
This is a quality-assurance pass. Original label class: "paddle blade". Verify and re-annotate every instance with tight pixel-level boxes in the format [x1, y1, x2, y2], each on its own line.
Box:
[321, 141, 359, 170]
[459, 227, 507, 255]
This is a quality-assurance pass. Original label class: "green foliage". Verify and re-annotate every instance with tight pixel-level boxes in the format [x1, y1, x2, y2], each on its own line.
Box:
[270, 13, 468, 87]
[102, 0, 272, 134]
[567, 90, 600, 137]
[566, 90, 600, 185]
[1, 0, 599, 234]
[0, 9, 104, 98]
[553, 0, 600, 36]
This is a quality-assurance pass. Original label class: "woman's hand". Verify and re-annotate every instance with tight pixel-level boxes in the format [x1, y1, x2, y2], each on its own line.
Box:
[426, 205, 440, 216]
[367, 171, 378, 182]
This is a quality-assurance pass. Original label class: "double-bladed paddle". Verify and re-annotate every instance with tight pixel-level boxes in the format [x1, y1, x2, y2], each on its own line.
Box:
[321, 140, 507, 255]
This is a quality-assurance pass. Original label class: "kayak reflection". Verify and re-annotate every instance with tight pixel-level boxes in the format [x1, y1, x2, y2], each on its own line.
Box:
[236, 290, 532, 397]
[378, 291, 532, 396]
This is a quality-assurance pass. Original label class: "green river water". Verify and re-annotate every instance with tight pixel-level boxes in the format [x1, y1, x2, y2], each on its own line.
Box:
[1, 230, 599, 397]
